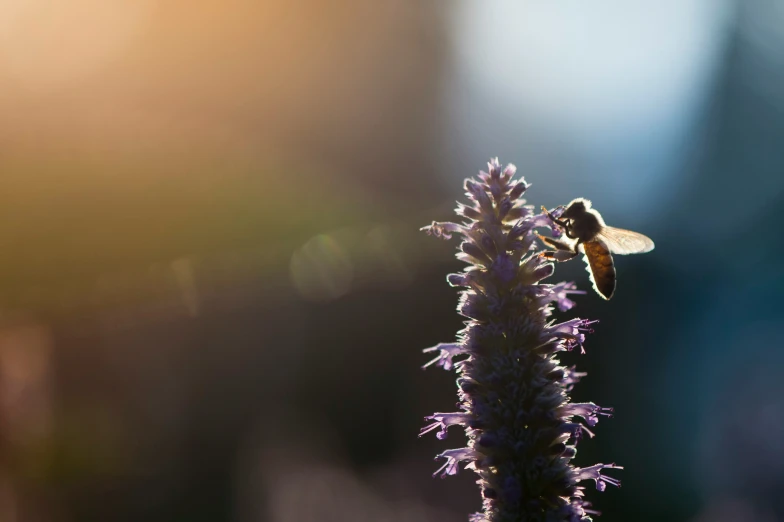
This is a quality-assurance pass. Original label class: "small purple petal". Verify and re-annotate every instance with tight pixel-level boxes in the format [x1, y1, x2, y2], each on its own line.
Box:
[542, 206, 566, 237]
[545, 282, 586, 312]
[487, 158, 502, 178]
[446, 273, 468, 287]
[548, 205, 566, 219]
[574, 463, 623, 491]
[480, 235, 497, 255]
[456, 202, 482, 220]
[497, 199, 513, 220]
[464, 180, 494, 213]
[531, 262, 555, 283]
[420, 221, 464, 240]
[461, 241, 492, 265]
[508, 180, 529, 201]
[559, 402, 614, 427]
[525, 212, 558, 231]
[503, 207, 527, 221]
[501, 164, 516, 182]
[420, 412, 474, 440]
[545, 318, 597, 354]
[422, 342, 467, 371]
[491, 253, 516, 283]
[433, 447, 479, 478]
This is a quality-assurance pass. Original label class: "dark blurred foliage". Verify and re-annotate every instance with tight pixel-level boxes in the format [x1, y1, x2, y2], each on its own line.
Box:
[0, 2, 782, 522]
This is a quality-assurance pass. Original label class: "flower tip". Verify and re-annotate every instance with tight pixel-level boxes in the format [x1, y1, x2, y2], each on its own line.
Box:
[419, 222, 438, 234]
[421, 221, 464, 240]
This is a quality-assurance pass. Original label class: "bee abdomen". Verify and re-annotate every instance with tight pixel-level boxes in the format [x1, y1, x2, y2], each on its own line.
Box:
[582, 240, 616, 300]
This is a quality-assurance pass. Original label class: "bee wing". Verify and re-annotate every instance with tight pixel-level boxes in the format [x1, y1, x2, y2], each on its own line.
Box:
[597, 226, 654, 255]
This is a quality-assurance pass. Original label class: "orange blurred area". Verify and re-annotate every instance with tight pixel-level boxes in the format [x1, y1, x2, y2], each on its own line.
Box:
[0, 3, 449, 520]
[0, 0, 447, 313]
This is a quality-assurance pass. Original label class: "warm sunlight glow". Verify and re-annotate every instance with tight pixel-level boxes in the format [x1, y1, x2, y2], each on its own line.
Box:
[0, 0, 154, 89]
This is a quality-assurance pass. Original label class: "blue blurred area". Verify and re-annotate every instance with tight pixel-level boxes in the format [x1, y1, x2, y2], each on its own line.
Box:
[443, 4, 784, 515]
[442, 2, 784, 520]
[444, 0, 737, 222]
[440, 2, 784, 521]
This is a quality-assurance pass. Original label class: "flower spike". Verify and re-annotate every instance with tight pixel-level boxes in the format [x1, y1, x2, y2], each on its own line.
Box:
[421, 159, 620, 521]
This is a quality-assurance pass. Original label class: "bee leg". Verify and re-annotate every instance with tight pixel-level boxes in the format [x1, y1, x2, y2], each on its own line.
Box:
[536, 234, 579, 262]
[541, 206, 570, 229]
[541, 250, 579, 262]
[540, 206, 576, 238]
[537, 234, 573, 251]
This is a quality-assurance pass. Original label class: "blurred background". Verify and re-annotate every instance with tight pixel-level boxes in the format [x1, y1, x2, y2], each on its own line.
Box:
[0, 1, 782, 521]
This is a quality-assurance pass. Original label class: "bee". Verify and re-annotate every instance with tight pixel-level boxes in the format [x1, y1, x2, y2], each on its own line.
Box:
[537, 198, 654, 300]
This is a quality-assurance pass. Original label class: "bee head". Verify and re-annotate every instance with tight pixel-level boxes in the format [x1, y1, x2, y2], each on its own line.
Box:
[561, 198, 592, 219]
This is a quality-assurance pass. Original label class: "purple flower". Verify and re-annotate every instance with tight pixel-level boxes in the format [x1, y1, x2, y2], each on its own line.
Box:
[420, 159, 620, 521]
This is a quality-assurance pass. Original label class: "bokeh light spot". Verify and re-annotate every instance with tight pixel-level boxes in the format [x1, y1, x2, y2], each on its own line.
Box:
[290, 234, 354, 302]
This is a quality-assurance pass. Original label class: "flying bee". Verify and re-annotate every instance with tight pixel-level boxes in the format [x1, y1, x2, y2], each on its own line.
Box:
[537, 198, 654, 300]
